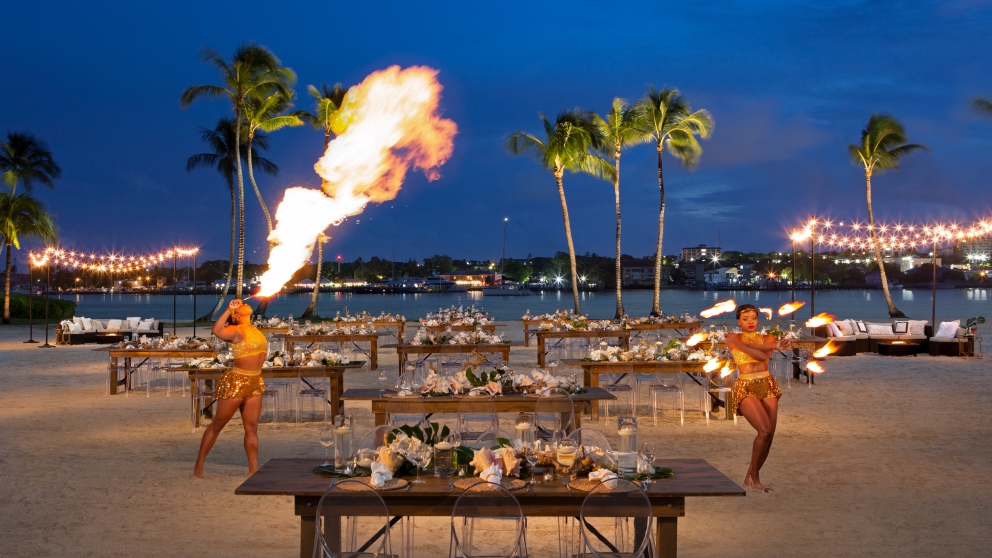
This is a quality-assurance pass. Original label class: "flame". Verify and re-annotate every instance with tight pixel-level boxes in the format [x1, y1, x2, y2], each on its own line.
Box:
[685, 333, 708, 347]
[806, 361, 825, 374]
[256, 66, 457, 296]
[805, 313, 836, 328]
[759, 307, 773, 320]
[703, 358, 724, 373]
[812, 340, 839, 359]
[778, 301, 806, 316]
[720, 361, 735, 378]
[891, 341, 906, 345]
[700, 299, 737, 318]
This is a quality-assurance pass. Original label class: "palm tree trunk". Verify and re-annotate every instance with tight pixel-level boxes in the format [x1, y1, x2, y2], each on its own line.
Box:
[198, 183, 236, 321]
[302, 235, 325, 318]
[555, 171, 581, 315]
[865, 171, 904, 317]
[651, 144, 666, 316]
[613, 148, 624, 320]
[3, 242, 12, 323]
[246, 137, 274, 235]
[234, 102, 245, 299]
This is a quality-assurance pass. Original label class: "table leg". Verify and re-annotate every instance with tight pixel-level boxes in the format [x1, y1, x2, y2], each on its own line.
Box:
[191, 376, 201, 429]
[537, 336, 546, 368]
[371, 343, 378, 370]
[524, 329, 530, 347]
[109, 356, 119, 395]
[621, 335, 630, 350]
[330, 375, 341, 419]
[570, 403, 582, 432]
[375, 412, 386, 427]
[299, 512, 318, 558]
[655, 516, 678, 558]
[501, 347, 510, 365]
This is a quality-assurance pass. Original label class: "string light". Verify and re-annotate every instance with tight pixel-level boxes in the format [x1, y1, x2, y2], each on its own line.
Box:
[787, 217, 992, 253]
[28, 245, 199, 273]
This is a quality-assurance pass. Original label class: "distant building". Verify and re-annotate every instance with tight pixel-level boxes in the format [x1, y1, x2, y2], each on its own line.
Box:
[884, 256, 938, 273]
[703, 267, 739, 285]
[681, 244, 721, 263]
[958, 237, 992, 261]
[440, 270, 499, 287]
[622, 258, 668, 287]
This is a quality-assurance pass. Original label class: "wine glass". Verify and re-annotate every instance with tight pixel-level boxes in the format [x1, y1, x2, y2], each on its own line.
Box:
[409, 445, 429, 484]
[378, 369, 388, 394]
[524, 445, 540, 488]
[319, 426, 334, 466]
[640, 442, 656, 465]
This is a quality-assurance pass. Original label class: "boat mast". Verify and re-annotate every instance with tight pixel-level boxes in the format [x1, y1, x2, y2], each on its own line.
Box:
[500, 217, 508, 278]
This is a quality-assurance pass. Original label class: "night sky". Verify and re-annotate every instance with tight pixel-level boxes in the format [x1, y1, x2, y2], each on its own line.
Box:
[3, 1, 991, 266]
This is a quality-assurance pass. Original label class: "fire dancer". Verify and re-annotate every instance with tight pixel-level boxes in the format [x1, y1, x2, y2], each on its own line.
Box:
[194, 299, 267, 478]
[726, 304, 790, 492]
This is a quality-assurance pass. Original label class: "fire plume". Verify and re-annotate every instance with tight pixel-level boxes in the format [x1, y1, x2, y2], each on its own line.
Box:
[806, 313, 835, 328]
[778, 301, 806, 316]
[700, 299, 737, 318]
[720, 361, 735, 378]
[806, 361, 825, 374]
[812, 340, 839, 359]
[256, 66, 457, 297]
[759, 307, 773, 320]
[685, 333, 708, 347]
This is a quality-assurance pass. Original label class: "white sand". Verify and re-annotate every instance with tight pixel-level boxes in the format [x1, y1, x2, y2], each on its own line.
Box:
[1, 323, 990, 557]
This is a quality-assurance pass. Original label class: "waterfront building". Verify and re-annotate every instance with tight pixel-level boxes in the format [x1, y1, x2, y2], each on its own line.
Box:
[681, 244, 721, 263]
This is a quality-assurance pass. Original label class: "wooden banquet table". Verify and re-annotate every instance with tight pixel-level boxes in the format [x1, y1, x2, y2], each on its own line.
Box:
[528, 330, 632, 368]
[520, 319, 705, 346]
[280, 333, 389, 370]
[341, 387, 615, 431]
[93, 347, 216, 395]
[259, 320, 407, 342]
[183, 363, 365, 428]
[417, 323, 501, 334]
[383, 342, 522, 368]
[235, 457, 745, 558]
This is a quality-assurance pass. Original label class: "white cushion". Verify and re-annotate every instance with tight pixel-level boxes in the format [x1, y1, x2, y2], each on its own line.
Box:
[70, 323, 83, 333]
[908, 320, 928, 336]
[106, 319, 123, 331]
[91, 320, 104, 330]
[836, 320, 854, 336]
[72, 317, 82, 326]
[831, 335, 857, 341]
[137, 321, 153, 331]
[828, 322, 843, 337]
[855, 320, 868, 334]
[152, 320, 160, 330]
[867, 323, 894, 336]
[126, 317, 141, 329]
[81, 317, 93, 331]
[934, 320, 960, 339]
[893, 320, 909, 334]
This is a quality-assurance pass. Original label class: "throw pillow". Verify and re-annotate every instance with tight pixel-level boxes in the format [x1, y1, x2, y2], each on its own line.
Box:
[91, 320, 104, 330]
[137, 321, 153, 331]
[70, 323, 83, 333]
[152, 320, 160, 330]
[867, 323, 895, 336]
[81, 317, 93, 330]
[828, 322, 844, 337]
[72, 316, 82, 326]
[107, 319, 123, 331]
[908, 320, 928, 336]
[127, 317, 141, 329]
[893, 321, 909, 334]
[836, 320, 854, 336]
[934, 320, 960, 339]
[855, 320, 868, 333]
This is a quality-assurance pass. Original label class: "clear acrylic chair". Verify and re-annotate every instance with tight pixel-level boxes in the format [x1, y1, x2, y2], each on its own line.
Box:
[567, 428, 612, 452]
[358, 425, 394, 452]
[457, 396, 499, 441]
[534, 389, 575, 439]
[471, 428, 518, 450]
[191, 370, 216, 433]
[385, 396, 426, 429]
[649, 367, 685, 426]
[577, 479, 654, 558]
[314, 479, 393, 558]
[296, 367, 328, 428]
[449, 482, 527, 558]
[601, 365, 635, 418]
[705, 365, 737, 425]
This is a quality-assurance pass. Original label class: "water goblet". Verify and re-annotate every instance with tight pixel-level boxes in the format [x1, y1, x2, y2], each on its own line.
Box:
[525, 446, 540, 487]
[640, 442, 656, 465]
[378, 369, 388, 394]
[319, 426, 334, 466]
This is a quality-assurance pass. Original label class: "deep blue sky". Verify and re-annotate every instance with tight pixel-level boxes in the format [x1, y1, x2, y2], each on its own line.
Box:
[3, 0, 992, 265]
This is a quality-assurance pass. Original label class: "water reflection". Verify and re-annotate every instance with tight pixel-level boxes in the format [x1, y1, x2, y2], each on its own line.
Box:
[902, 290, 914, 301]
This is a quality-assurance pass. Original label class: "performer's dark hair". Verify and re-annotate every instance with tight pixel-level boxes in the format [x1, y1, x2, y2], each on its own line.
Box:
[736, 304, 758, 319]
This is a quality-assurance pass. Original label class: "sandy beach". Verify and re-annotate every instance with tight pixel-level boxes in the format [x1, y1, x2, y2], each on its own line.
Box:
[1, 322, 990, 557]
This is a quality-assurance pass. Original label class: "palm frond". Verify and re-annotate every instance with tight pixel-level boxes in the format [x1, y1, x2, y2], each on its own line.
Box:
[973, 97, 992, 117]
[185, 153, 220, 173]
[258, 115, 303, 133]
[180, 85, 229, 108]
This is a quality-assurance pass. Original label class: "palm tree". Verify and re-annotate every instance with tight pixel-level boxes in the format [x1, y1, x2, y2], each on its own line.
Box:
[0, 132, 62, 196]
[507, 111, 611, 314]
[295, 83, 349, 317]
[186, 118, 277, 321]
[635, 87, 714, 316]
[973, 97, 992, 116]
[243, 91, 304, 235]
[180, 43, 295, 297]
[848, 114, 927, 318]
[1, 193, 57, 323]
[592, 98, 652, 319]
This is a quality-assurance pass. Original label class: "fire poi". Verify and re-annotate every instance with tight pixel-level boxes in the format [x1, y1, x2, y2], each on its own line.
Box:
[255, 66, 458, 297]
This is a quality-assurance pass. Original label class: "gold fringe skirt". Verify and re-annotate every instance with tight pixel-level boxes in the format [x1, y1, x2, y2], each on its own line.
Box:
[731, 374, 781, 416]
[215, 370, 266, 400]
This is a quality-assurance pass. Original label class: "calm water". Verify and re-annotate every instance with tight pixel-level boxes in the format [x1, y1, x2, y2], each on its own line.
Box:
[58, 288, 990, 323]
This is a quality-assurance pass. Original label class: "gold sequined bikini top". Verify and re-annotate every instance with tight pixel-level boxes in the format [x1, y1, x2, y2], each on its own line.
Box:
[731, 331, 765, 366]
[232, 323, 267, 359]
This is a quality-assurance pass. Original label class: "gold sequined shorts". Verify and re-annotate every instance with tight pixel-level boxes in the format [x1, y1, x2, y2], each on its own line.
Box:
[215, 371, 266, 400]
[731, 374, 781, 416]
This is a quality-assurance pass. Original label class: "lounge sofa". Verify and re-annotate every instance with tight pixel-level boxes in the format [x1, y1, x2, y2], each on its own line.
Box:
[60, 316, 163, 344]
[824, 319, 929, 354]
[928, 320, 974, 356]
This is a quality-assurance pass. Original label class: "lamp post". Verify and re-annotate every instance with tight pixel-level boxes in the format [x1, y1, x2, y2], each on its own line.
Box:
[192, 250, 197, 337]
[931, 237, 938, 330]
[810, 231, 815, 318]
[24, 256, 37, 343]
[790, 233, 797, 302]
[172, 249, 177, 336]
[39, 261, 53, 348]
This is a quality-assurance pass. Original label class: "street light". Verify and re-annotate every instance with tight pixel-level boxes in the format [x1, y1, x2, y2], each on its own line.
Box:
[24, 257, 38, 343]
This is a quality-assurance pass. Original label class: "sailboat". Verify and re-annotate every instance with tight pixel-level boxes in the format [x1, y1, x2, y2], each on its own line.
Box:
[482, 218, 531, 297]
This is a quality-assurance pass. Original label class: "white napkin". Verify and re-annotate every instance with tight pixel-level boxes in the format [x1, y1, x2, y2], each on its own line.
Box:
[370, 462, 393, 488]
[589, 468, 618, 484]
[396, 389, 413, 397]
[480, 463, 502, 484]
